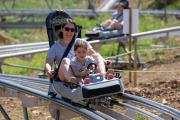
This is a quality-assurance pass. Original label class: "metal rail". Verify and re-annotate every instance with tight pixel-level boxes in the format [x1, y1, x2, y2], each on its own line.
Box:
[0, 74, 122, 120]
[0, 73, 179, 120]
[0, 22, 45, 29]
[0, 105, 11, 120]
[0, 42, 47, 50]
[0, 37, 128, 59]
[132, 26, 180, 41]
[2, 62, 44, 72]
[0, 9, 180, 17]
[0, 9, 179, 29]
[0, 42, 48, 59]
[140, 9, 180, 16]
[121, 93, 180, 120]
[114, 101, 164, 120]
[0, 75, 107, 120]
[0, 26, 179, 60]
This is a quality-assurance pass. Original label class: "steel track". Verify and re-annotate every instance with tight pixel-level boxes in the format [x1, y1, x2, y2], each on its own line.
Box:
[0, 74, 179, 120]
[0, 74, 110, 120]
[0, 9, 180, 17]
[0, 9, 179, 29]
[0, 25, 180, 60]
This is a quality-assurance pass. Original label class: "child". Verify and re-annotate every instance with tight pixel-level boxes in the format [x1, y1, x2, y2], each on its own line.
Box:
[70, 39, 97, 84]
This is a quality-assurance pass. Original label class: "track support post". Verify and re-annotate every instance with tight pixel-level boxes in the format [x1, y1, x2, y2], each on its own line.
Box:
[0, 105, 11, 120]
[22, 106, 29, 120]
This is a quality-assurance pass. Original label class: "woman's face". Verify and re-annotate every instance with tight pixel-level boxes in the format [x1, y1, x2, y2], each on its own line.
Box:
[75, 47, 87, 62]
[62, 22, 75, 45]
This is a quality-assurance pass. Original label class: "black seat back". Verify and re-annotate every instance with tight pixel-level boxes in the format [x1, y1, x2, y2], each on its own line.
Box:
[46, 10, 72, 47]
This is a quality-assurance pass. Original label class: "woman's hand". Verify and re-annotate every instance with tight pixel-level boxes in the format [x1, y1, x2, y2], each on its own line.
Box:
[47, 70, 54, 78]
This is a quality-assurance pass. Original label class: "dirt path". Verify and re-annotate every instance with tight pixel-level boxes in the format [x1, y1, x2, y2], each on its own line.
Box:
[125, 48, 180, 111]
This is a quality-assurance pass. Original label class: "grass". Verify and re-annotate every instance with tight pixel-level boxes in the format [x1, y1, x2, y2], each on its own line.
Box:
[2, 53, 46, 75]
[75, 14, 110, 37]
[7, 29, 48, 44]
[0, 0, 87, 9]
[139, 15, 165, 32]
[135, 113, 149, 120]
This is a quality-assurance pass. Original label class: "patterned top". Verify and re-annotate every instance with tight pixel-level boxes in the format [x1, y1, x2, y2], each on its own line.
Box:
[70, 56, 95, 72]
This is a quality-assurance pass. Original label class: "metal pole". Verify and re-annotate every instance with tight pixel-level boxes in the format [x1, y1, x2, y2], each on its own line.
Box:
[164, 9, 167, 24]
[164, 1, 168, 25]
[0, 61, 3, 73]
[55, 109, 60, 120]
[22, 107, 29, 120]
[0, 105, 11, 120]
[133, 38, 138, 87]
[128, 8, 132, 83]
[137, 0, 142, 8]
[2, 63, 44, 72]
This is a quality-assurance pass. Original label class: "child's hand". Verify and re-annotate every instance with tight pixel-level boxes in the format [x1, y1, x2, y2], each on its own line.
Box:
[83, 78, 92, 84]
[105, 59, 112, 67]
[106, 70, 115, 80]
[81, 68, 89, 77]
[70, 77, 78, 84]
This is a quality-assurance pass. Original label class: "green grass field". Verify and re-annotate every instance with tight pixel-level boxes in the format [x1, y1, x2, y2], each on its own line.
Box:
[0, 0, 87, 9]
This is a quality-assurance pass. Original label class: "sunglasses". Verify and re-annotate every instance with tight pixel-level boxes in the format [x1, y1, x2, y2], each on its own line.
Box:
[64, 27, 75, 32]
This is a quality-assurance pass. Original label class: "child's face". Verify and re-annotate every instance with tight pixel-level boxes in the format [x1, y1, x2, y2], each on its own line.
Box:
[75, 47, 87, 61]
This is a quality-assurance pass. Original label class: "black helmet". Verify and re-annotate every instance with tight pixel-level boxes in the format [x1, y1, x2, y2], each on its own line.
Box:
[116, 0, 129, 9]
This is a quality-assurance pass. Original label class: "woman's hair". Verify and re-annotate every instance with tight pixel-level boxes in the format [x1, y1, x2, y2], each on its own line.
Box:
[74, 39, 87, 51]
[56, 18, 77, 39]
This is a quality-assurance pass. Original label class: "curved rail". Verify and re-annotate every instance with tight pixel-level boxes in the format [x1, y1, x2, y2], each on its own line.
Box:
[0, 74, 179, 120]
[0, 42, 48, 59]
[0, 75, 108, 120]
[0, 74, 128, 120]
[121, 93, 180, 120]
[113, 101, 164, 120]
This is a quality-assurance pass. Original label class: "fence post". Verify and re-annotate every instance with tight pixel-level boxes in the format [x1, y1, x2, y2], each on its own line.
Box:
[128, 8, 132, 83]
[133, 37, 138, 87]
[0, 105, 11, 120]
[22, 106, 29, 120]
